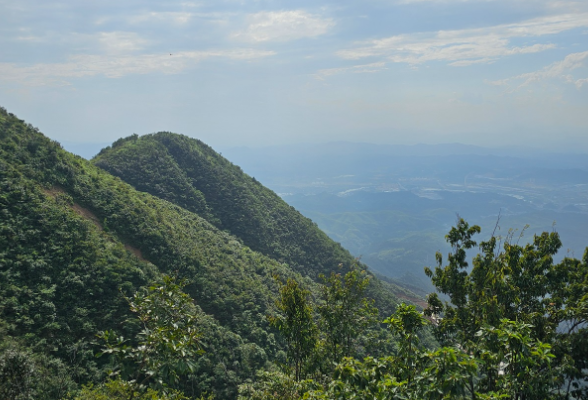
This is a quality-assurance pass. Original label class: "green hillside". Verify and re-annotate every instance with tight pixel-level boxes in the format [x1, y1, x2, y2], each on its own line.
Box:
[93, 132, 353, 277]
[0, 107, 303, 398]
[0, 107, 412, 399]
[3, 107, 586, 399]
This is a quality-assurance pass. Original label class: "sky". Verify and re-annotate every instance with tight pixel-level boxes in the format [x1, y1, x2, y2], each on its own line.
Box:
[1, 0, 587, 153]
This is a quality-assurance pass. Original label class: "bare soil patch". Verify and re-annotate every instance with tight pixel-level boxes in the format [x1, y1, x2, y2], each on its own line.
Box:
[43, 187, 151, 264]
[124, 244, 149, 263]
[72, 203, 103, 230]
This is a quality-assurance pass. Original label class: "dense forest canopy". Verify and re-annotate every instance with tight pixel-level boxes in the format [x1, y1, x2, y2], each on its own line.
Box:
[1, 106, 587, 399]
[0, 107, 404, 398]
[92, 132, 357, 278]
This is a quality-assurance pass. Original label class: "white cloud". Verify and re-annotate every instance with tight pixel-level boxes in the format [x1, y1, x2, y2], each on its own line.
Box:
[314, 62, 387, 80]
[337, 12, 588, 66]
[0, 49, 275, 86]
[575, 77, 588, 88]
[98, 32, 150, 53]
[490, 50, 588, 91]
[448, 57, 495, 67]
[396, 0, 491, 3]
[396, 0, 587, 8]
[128, 11, 194, 25]
[232, 10, 335, 42]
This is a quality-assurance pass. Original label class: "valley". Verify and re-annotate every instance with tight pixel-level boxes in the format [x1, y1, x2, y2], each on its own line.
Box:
[223, 143, 588, 291]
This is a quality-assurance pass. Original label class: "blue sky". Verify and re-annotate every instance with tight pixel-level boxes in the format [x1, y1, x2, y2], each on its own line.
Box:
[1, 0, 587, 152]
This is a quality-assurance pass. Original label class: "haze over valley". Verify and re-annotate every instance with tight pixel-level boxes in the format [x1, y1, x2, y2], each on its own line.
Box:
[224, 142, 588, 291]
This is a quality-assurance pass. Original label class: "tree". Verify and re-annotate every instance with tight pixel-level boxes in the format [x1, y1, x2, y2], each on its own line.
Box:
[307, 220, 586, 400]
[317, 266, 379, 367]
[384, 303, 427, 384]
[268, 278, 318, 381]
[237, 370, 318, 400]
[0, 346, 36, 400]
[306, 306, 559, 400]
[98, 275, 203, 397]
[70, 378, 190, 400]
[424, 218, 588, 398]
[0, 322, 77, 400]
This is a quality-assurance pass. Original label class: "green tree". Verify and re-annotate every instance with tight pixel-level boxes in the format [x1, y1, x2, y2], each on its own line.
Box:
[237, 370, 318, 400]
[268, 278, 318, 381]
[306, 220, 585, 400]
[0, 322, 77, 400]
[306, 309, 558, 400]
[384, 302, 427, 384]
[317, 266, 379, 367]
[424, 218, 588, 398]
[70, 379, 190, 400]
[425, 219, 566, 344]
[98, 275, 203, 397]
[477, 319, 558, 399]
[305, 302, 427, 400]
[0, 346, 36, 400]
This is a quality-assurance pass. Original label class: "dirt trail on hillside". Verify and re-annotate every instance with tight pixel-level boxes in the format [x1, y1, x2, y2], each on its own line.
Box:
[44, 187, 151, 264]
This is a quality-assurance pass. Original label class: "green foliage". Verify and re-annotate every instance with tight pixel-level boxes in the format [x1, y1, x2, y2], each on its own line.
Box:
[424, 218, 588, 397]
[0, 344, 37, 400]
[180, 313, 271, 399]
[476, 319, 558, 399]
[306, 311, 560, 400]
[317, 266, 379, 368]
[268, 278, 318, 381]
[425, 219, 560, 342]
[257, 267, 392, 399]
[4, 107, 518, 399]
[0, 107, 409, 398]
[384, 303, 427, 383]
[0, 153, 153, 394]
[6, 104, 585, 400]
[304, 356, 405, 400]
[93, 132, 356, 278]
[237, 370, 319, 400]
[69, 378, 190, 400]
[304, 219, 588, 399]
[414, 347, 479, 400]
[95, 135, 217, 224]
[98, 276, 203, 393]
[0, 107, 308, 397]
[0, 329, 77, 400]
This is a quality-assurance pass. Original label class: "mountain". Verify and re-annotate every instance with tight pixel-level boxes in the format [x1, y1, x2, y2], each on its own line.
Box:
[92, 132, 354, 277]
[0, 107, 412, 399]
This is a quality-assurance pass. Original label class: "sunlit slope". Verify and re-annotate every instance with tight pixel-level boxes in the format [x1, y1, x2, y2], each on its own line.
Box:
[0, 108, 299, 348]
[0, 107, 418, 397]
[93, 132, 355, 277]
[1, 110, 324, 397]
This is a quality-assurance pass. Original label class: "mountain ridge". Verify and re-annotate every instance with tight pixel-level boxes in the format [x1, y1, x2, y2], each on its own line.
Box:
[92, 132, 358, 278]
[0, 106, 417, 398]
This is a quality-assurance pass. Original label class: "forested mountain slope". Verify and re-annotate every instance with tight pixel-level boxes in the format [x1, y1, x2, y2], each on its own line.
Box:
[0, 107, 308, 398]
[0, 107, 408, 398]
[92, 132, 353, 277]
[91, 131, 409, 317]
